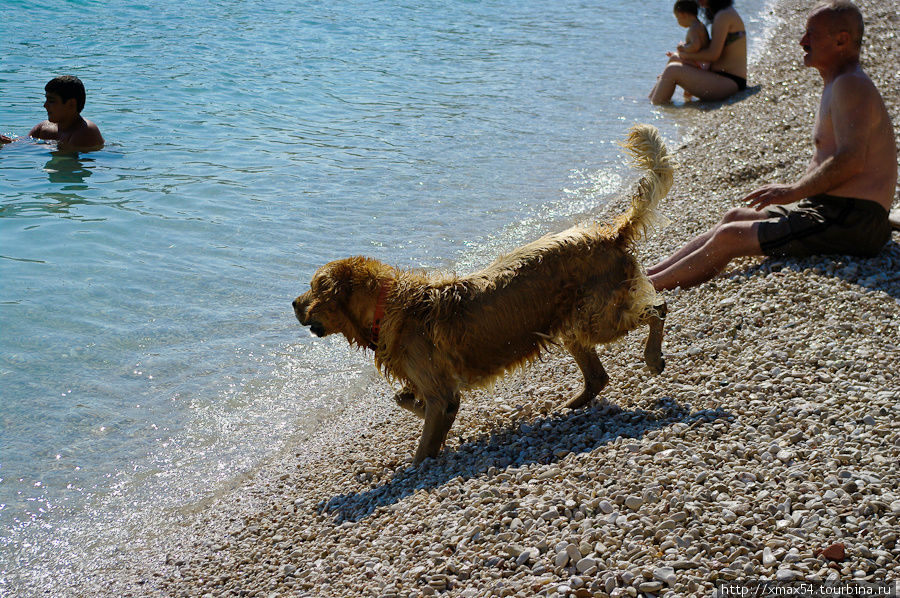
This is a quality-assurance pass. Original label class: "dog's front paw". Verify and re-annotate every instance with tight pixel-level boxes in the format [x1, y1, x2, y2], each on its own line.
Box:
[646, 356, 665, 375]
[393, 387, 425, 418]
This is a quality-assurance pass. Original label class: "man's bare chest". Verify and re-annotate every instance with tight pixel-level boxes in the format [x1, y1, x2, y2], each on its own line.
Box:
[812, 94, 836, 157]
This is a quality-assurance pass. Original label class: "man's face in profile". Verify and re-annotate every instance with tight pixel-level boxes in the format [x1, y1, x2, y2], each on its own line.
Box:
[800, 12, 843, 69]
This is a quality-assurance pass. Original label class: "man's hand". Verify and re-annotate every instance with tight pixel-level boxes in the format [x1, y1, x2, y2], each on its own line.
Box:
[0, 134, 13, 144]
[743, 184, 801, 210]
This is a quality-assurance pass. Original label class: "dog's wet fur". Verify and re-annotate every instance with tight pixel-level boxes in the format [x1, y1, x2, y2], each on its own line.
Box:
[294, 125, 673, 464]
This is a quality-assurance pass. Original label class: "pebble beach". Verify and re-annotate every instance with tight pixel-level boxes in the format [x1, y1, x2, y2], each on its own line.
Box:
[48, 0, 899, 596]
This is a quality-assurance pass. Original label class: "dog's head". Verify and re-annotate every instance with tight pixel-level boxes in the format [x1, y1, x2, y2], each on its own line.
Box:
[292, 257, 386, 348]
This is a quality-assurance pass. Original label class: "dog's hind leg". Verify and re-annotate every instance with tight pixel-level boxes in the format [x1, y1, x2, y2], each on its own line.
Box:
[644, 301, 667, 375]
[393, 386, 425, 419]
[563, 340, 610, 409]
[413, 391, 461, 464]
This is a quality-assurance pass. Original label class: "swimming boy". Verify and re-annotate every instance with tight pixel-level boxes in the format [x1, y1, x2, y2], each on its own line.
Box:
[649, 1, 897, 290]
[1, 76, 104, 152]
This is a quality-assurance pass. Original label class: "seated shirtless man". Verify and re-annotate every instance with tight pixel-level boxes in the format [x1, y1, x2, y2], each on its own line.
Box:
[650, 1, 897, 291]
[1, 75, 104, 152]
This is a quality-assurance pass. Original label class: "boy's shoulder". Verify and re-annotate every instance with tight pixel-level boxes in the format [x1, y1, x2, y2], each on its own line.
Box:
[67, 118, 104, 150]
[30, 117, 104, 150]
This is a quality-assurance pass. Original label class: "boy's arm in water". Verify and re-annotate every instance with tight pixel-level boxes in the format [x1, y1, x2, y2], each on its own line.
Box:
[29, 118, 104, 152]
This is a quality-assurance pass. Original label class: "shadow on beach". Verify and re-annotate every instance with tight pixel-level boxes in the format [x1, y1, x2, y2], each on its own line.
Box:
[319, 399, 731, 523]
[661, 84, 762, 112]
[743, 239, 900, 300]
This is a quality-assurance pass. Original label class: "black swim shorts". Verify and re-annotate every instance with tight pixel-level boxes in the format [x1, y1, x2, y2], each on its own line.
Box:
[757, 193, 891, 258]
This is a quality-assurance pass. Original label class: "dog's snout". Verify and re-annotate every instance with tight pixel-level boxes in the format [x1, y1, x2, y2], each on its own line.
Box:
[292, 295, 309, 324]
[293, 292, 328, 338]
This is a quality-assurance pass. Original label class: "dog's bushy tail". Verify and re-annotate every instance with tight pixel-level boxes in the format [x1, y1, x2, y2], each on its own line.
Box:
[614, 124, 674, 247]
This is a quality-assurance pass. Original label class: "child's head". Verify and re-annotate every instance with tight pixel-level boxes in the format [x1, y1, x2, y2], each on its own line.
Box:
[673, 0, 700, 26]
[44, 75, 87, 114]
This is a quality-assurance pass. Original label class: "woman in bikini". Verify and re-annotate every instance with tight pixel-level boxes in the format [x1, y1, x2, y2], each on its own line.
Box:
[650, 0, 747, 104]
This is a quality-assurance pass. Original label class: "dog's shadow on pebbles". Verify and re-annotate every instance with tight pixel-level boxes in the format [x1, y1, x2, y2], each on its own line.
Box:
[319, 398, 730, 523]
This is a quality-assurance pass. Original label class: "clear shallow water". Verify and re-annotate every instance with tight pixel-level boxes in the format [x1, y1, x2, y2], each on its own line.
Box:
[0, 0, 771, 588]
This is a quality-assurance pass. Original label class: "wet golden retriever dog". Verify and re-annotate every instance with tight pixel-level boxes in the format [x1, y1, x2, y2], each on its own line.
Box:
[293, 125, 673, 464]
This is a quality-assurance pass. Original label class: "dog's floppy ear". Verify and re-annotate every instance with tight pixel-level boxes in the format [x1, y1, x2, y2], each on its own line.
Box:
[315, 257, 386, 349]
[329, 256, 385, 298]
[312, 258, 359, 302]
[325, 259, 356, 297]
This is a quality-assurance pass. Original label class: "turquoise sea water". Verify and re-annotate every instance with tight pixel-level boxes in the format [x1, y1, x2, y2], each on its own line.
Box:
[1, 0, 771, 588]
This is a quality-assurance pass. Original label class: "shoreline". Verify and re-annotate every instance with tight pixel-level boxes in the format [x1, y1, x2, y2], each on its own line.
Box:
[33, 0, 900, 595]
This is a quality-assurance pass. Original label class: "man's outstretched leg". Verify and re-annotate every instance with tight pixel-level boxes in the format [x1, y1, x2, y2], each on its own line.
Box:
[649, 207, 767, 277]
[649, 210, 767, 291]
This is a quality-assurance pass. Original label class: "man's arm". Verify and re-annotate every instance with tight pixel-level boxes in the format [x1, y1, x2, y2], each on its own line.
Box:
[745, 74, 875, 209]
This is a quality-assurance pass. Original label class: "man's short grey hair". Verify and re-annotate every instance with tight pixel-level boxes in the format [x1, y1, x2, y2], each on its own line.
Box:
[813, 0, 864, 48]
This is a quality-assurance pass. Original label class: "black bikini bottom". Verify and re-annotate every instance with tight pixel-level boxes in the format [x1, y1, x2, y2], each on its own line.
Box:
[715, 70, 747, 91]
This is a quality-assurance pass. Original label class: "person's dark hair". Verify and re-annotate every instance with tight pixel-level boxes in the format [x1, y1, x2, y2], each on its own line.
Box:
[45, 75, 87, 113]
[701, 0, 734, 24]
[813, 1, 864, 49]
[674, 0, 699, 16]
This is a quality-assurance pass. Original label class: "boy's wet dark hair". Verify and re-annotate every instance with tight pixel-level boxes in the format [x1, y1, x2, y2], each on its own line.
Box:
[674, 0, 699, 16]
[45, 75, 87, 113]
